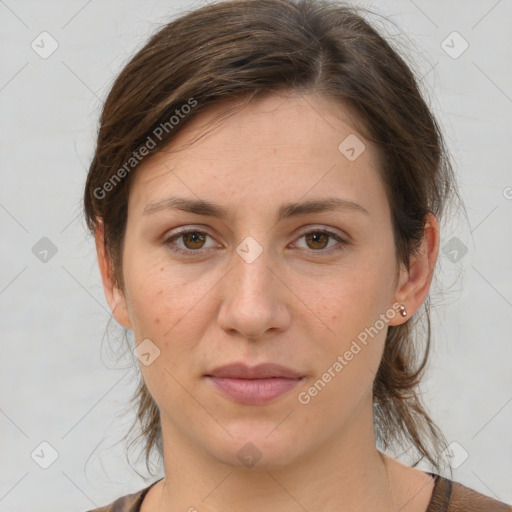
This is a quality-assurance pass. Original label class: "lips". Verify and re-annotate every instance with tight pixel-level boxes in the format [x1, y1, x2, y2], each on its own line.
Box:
[205, 363, 305, 405]
[206, 362, 304, 379]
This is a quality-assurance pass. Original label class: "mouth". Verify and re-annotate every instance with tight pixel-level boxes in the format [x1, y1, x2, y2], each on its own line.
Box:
[205, 363, 305, 405]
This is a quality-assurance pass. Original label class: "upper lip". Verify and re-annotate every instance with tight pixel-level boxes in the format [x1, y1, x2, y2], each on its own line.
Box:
[206, 363, 304, 379]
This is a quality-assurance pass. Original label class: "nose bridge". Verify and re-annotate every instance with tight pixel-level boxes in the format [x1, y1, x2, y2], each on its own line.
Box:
[217, 236, 288, 339]
[231, 235, 274, 301]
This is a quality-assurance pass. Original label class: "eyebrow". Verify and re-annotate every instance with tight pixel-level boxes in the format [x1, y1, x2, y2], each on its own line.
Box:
[143, 196, 369, 220]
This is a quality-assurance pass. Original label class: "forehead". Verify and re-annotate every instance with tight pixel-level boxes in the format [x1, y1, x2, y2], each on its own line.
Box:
[128, 92, 385, 217]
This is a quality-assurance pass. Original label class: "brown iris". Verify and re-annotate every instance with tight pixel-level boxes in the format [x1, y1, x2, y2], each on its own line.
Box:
[179, 230, 332, 252]
[182, 231, 207, 249]
[304, 232, 329, 250]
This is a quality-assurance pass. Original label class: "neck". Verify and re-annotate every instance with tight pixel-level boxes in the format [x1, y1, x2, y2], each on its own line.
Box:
[151, 394, 410, 512]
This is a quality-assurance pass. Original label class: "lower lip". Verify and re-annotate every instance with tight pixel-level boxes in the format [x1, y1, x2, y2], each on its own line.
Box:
[207, 376, 303, 405]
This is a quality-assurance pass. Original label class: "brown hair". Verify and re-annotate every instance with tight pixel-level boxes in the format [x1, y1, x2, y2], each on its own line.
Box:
[84, 0, 458, 477]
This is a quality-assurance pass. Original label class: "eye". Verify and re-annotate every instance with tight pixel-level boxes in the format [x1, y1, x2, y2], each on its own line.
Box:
[292, 229, 347, 254]
[164, 228, 218, 255]
[163, 227, 348, 256]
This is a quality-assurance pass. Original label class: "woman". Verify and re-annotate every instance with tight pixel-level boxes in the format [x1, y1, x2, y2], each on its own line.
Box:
[83, 0, 511, 510]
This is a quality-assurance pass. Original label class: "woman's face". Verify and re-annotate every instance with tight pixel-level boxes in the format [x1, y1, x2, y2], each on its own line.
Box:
[104, 92, 411, 468]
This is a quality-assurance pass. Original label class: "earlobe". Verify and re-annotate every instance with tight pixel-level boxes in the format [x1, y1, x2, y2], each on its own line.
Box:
[388, 213, 440, 326]
[110, 286, 132, 329]
[94, 220, 132, 329]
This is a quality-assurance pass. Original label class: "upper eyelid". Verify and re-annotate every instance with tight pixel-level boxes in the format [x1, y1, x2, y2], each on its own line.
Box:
[166, 225, 346, 239]
[167, 223, 345, 234]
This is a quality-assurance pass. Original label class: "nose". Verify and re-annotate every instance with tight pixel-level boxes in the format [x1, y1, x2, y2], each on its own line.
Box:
[216, 247, 291, 341]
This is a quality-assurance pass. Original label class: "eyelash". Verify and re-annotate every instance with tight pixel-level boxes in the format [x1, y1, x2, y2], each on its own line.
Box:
[163, 227, 348, 256]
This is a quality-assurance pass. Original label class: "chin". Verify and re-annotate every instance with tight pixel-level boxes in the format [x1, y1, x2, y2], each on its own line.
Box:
[205, 423, 305, 471]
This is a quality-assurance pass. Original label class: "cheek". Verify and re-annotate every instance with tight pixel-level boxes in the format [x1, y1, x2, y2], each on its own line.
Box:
[299, 275, 392, 419]
[301, 248, 396, 396]
[124, 264, 206, 404]
[319, 256, 395, 337]
[129, 282, 194, 343]
[123, 251, 186, 332]
[123, 256, 219, 375]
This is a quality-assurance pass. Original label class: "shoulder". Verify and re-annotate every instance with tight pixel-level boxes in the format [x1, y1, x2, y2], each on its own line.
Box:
[449, 479, 512, 512]
[429, 474, 512, 512]
[84, 479, 162, 512]
[84, 489, 144, 512]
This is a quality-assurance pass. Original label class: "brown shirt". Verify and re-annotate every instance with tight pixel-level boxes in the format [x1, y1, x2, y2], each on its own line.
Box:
[86, 473, 512, 512]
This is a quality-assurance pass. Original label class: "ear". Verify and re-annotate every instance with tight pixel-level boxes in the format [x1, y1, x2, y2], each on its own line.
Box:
[388, 212, 440, 326]
[94, 220, 132, 329]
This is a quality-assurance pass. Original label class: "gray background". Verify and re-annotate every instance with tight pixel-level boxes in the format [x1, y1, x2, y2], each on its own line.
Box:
[1, 0, 511, 510]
